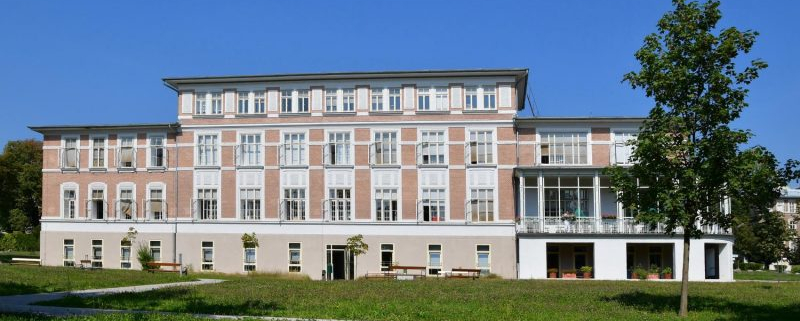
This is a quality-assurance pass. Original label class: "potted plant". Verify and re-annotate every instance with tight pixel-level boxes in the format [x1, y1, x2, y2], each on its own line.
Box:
[633, 266, 648, 280]
[647, 264, 660, 280]
[547, 268, 558, 278]
[580, 266, 593, 279]
[662, 266, 673, 279]
[562, 269, 577, 279]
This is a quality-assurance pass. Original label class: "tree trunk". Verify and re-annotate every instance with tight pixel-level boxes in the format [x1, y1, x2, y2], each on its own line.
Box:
[679, 231, 691, 317]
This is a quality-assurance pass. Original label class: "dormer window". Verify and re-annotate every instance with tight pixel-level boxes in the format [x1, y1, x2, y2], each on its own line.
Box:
[371, 88, 384, 111]
[237, 92, 249, 114]
[418, 87, 448, 111]
[254, 91, 266, 113]
[297, 90, 309, 113]
[464, 86, 496, 111]
[280, 90, 293, 113]
[195, 92, 222, 115]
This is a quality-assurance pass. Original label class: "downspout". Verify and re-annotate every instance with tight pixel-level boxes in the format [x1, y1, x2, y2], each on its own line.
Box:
[172, 123, 179, 263]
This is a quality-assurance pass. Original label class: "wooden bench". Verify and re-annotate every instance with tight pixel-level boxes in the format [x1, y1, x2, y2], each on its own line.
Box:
[10, 258, 41, 266]
[146, 262, 184, 274]
[364, 271, 397, 279]
[389, 265, 427, 280]
[444, 268, 482, 279]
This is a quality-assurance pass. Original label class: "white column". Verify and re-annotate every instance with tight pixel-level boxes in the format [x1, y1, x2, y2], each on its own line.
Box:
[594, 172, 601, 231]
[538, 172, 545, 231]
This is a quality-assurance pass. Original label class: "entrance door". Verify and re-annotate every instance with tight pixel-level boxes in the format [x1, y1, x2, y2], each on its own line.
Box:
[705, 244, 719, 279]
[326, 245, 354, 280]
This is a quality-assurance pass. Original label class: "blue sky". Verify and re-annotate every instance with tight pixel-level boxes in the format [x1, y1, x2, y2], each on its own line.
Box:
[1, 0, 797, 162]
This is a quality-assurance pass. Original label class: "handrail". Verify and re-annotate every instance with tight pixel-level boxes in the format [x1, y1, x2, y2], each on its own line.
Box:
[517, 217, 731, 235]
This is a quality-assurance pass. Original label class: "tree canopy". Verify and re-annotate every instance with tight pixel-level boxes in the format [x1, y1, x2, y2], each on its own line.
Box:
[0, 139, 42, 232]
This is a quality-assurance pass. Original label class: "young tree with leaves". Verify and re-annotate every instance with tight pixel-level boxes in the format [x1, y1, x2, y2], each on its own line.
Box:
[606, 0, 773, 317]
[345, 234, 368, 280]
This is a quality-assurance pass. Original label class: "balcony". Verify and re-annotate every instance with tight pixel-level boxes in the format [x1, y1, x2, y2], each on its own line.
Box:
[517, 217, 731, 235]
[58, 147, 80, 171]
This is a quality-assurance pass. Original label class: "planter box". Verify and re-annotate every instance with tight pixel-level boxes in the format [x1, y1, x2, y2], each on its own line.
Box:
[582, 272, 592, 279]
[562, 273, 577, 279]
[647, 273, 660, 280]
[664, 273, 673, 279]
[548, 272, 558, 278]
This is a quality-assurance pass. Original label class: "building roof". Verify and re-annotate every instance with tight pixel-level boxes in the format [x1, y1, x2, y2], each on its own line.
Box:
[515, 116, 646, 125]
[780, 187, 800, 199]
[163, 68, 530, 110]
[28, 122, 180, 134]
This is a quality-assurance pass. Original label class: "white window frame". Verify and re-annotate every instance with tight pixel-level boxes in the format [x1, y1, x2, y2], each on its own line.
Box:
[417, 88, 431, 111]
[89, 135, 108, 169]
[244, 246, 257, 272]
[91, 239, 103, 268]
[60, 182, 79, 219]
[237, 91, 250, 114]
[116, 134, 137, 170]
[195, 133, 220, 167]
[297, 89, 310, 113]
[464, 86, 478, 110]
[150, 240, 162, 263]
[612, 131, 638, 165]
[325, 131, 352, 166]
[201, 241, 214, 271]
[539, 130, 590, 165]
[239, 187, 262, 220]
[211, 92, 223, 114]
[433, 87, 448, 111]
[371, 130, 399, 166]
[388, 88, 401, 111]
[236, 132, 263, 167]
[476, 244, 491, 275]
[482, 85, 496, 109]
[195, 188, 219, 220]
[146, 133, 167, 169]
[145, 182, 167, 220]
[371, 88, 385, 111]
[280, 131, 307, 166]
[253, 91, 266, 113]
[120, 239, 132, 269]
[325, 88, 339, 112]
[380, 243, 395, 272]
[418, 129, 447, 165]
[63, 239, 75, 267]
[87, 182, 108, 220]
[288, 242, 302, 273]
[280, 89, 293, 113]
[427, 244, 442, 275]
[115, 182, 136, 220]
[342, 88, 355, 112]
[61, 135, 80, 170]
[467, 129, 496, 165]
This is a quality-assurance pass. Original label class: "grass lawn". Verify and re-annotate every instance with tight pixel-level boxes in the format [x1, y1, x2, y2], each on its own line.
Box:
[0, 265, 191, 296]
[734, 270, 800, 281]
[37, 275, 800, 321]
[0, 313, 220, 321]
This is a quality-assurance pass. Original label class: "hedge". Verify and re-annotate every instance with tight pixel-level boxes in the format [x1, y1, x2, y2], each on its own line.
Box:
[0, 231, 39, 251]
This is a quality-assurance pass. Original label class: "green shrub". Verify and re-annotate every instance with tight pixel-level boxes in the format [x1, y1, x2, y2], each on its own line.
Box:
[136, 243, 154, 270]
[741, 262, 764, 271]
[579, 266, 592, 273]
[633, 266, 648, 280]
[792, 266, 800, 274]
[662, 266, 673, 274]
[0, 232, 39, 251]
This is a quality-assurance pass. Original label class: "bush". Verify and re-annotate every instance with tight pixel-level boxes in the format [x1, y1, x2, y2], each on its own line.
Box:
[792, 266, 800, 274]
[740, 262, 764, 271]
[137, 243, 154, 270]
[0, 231, 39, 251]
[633, 266, 648, 280]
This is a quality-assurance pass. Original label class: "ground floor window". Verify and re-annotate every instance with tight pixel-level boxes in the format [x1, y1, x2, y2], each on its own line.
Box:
[380, 244, 394, 272]
[476, 245, 491, 275]
[289, 243, 302, 272]
[150, 241, 162, 262]
[91, 240, 103, 268]
[201, 241, 214, 271]
[120, 240, 132, 269]
[63, 239, 74, 267]
[244, 247, 256, 272]
[427, 244, 442, 275]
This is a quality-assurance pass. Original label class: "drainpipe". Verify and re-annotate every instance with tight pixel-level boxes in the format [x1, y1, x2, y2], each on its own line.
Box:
[172, 124, 179, 263]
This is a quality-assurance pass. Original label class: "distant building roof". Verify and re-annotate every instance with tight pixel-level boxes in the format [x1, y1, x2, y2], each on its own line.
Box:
[780, 187, 800, 199]
[28, 123, 180, 134]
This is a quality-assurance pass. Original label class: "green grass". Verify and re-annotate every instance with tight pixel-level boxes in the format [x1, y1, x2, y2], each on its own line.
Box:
[0, 265, 192, 296]
[734, 270, 800, 281]
[37, 275, 800, 321]
[0, 313, 225, 321]
[0, 251, 39, 264]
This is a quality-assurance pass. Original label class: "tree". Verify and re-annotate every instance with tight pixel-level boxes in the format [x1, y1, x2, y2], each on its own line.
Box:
[0, 139, 42, 232]
[606, 0, 769, 316]
[345, 234, 369, 280]
[730, 148, 796, 266]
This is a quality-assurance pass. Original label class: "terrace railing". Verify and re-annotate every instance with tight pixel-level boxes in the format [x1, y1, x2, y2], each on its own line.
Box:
[517, 217, 731, 235]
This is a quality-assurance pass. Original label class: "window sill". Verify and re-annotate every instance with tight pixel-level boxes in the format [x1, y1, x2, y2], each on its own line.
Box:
[194, 165, 221, 170]
[117, 167, 136, 173]
[370, 164, 401, 169]
[280, 164, 309, 169]
[60, 167, 79, 172]
[235, 113, 269, 118]
[416, 110, 451, 115]
[462, 109, 498, 114]
[324, 164, 355, 169]
[193, 114, 225, 119]
[236, 165, 265, 170]
[278, 112, 311, 117]
[323, 111, 357, 116]
[466, 163, 497, 168]
[368, 110, 403, 115]
[89, 167, 107, 172]
[417, 163, 448, 168]
[147, 167, 167, 173]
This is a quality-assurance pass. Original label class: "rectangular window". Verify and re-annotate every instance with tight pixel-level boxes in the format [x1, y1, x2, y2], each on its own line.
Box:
[375, 188, 398, 221]
[91, 137, 106, 168]
[465, 87, 478, 109]
[419, 131, 446, 165]
[476, 245, 491, 275]
[421, 188, 446, 222]
[147, 188, 164, 220]
[434, 87, 448, 110]
[417, 88, 431, 110]
[427, 244, 442, 275]
[195, 92, 208, 114]
[196, 188, 218, 220]
[237, 134, 262, 166]
[240, 188, 261, 220]
[201, 241, 214, 271]
[211, 93, 222, 114]
[62, 138, 79, 169]
[63, 189, 76, 219]
[613, 132, 637, 165]
[787, 201, 797, 214]
[244, 247, 256, 272]
[468, 131, 494, 165]
[541, 132, 588, 165]
[117, 188, 134, 220]
[325, 89, 338, 112]
[543, 176, 595, 219]
[254, 91, 266, 113]
[196, 134, 219, 166]
[483, 86, 496, 109]
[91, 240, 103, 268]
[149, 135, 166, 168]
[388, 88, 401, 111]
[150, 240, 162, 262]
[327, 188, 351, 221]
[118, 136, 135, 169]
[380, 244, 394, 272]
[288, 243, 302, 272]
[371, 88, 384, 111]
[283, 188, 306, 220]
[63, 239, 75, 267]
[342, 89, 355, 112]
[297, 90, 309, 113]
[237, 91, 249, 114]
[120, 240, 132, 269]
[281, 133, 306, 166]
[326, 132, 351, 165]
[280, 90, 293, 113]
[470, 188, 494, 222]
[89, 189, 105, 220]
[372, 132, 398, 165]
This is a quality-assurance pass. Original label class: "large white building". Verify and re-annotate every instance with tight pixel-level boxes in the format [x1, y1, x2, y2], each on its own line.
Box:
[31, 69, 733, 280]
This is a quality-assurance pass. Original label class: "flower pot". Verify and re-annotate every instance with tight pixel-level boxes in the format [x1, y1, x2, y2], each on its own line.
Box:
[548, 272, 558, 278]
[562, 273, 577, 279]
[647, 273, 660, 280]
[631, 273, 639, 279]
[582, 272, 592, 279]
[664, 273, 672, 279]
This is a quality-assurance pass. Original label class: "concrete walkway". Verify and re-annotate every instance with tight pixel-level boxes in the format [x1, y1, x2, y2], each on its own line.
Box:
[0, 278, 348, 320]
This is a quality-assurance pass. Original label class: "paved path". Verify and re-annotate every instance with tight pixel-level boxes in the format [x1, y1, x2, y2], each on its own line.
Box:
[0, 278, 349, 320]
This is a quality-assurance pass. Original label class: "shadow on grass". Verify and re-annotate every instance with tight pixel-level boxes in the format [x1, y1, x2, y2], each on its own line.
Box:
[0, 281, 44, 296]
[605, 291, 800, 321]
